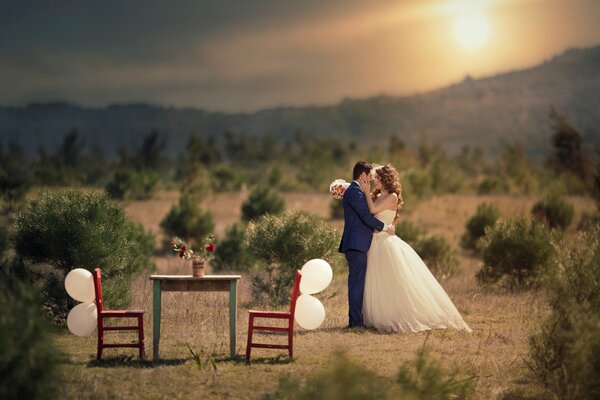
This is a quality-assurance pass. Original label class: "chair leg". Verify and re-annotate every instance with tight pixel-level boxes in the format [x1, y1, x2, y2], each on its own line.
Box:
[288, 318, 294, 358]
[97, 320, 104, 360]
[245, 315, 254, 363]
[138, 315, 145, 359]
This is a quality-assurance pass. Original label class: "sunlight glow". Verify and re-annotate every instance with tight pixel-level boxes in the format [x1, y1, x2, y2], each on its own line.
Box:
[453, 11, 490, 48]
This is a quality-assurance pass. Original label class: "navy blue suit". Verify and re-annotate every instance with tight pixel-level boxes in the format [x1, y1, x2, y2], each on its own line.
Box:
[339, 181, 385, 327]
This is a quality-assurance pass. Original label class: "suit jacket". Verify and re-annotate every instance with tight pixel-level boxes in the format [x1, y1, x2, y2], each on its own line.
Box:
[339, 181, 385, 253]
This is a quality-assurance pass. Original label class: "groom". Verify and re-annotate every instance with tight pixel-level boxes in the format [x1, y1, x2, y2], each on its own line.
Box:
[339, 161, 395, 328]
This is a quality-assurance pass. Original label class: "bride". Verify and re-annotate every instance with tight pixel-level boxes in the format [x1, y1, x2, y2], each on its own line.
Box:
[357, 164, 471, 333]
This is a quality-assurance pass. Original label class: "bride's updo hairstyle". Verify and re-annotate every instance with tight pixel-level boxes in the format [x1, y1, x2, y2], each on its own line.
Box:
[372, 164, 404, 222]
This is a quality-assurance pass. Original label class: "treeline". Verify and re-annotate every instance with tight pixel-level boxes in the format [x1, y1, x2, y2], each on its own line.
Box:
[1, 107, 599, 212]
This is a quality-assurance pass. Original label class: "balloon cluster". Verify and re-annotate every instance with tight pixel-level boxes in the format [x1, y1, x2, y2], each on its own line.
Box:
[294, 259, 333, 330]
[65, 268, 98, 336]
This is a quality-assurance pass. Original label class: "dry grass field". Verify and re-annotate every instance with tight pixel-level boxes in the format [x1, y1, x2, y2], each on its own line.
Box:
[53, 191, 596, 399]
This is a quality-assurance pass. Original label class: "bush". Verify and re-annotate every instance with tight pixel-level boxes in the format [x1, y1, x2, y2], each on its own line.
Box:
[241, 185, 285, 222]
[414, 235, 459, 281]
[12, 190, 155, 315]
[396, 221, 458, 280]
[531, 194, 574, 231]
[211, 222, 255, 272]
[210, 164, 244, 192]
[262, 349, 475, 400]
[329, 198, 344, 220]
[396, 220, 425, 244]
[460, 203, 501, 253]
[0, 269, 61, 400]
[0, 224, 8, 257]
[478, 175, 510, 194]
[477, 218, 556, 289]
[105, 169, 159, 200]
[529, 228, 600, 399]
[246, 211, 340, 305]
[160, 194, 214, 245]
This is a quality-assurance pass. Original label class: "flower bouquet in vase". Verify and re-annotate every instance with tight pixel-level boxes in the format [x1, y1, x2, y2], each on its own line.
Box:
[169, 235, 216, 277]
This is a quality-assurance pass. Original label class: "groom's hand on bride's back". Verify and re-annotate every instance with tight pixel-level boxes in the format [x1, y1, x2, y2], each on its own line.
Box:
[386, 224, 395, 235]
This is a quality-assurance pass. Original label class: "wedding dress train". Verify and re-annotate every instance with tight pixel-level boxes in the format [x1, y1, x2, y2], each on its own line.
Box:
[363, 210, 471, 333]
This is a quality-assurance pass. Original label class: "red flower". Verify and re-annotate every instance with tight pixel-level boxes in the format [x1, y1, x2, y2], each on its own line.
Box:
[178, 249, 185, 258]
[206, 243, 215, 253]
[169, 241, 174, 246]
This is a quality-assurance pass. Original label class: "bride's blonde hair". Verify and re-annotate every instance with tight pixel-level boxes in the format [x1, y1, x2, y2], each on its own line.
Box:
[371, 164, 404, 223]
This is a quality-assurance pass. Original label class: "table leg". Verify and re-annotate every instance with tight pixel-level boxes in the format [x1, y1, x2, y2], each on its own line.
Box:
[229, 279, 238, 358]
[153, 280, 162, 360]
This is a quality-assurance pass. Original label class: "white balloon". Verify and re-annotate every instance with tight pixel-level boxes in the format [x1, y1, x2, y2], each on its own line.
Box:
[299, 259, 333, 295]
[294, 294, 325, 330]
[65, 268, 95, 302]
[67, 302, 98, 336]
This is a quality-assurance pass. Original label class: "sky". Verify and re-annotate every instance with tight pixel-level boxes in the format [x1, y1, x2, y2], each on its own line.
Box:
[1, 0, 599, 112]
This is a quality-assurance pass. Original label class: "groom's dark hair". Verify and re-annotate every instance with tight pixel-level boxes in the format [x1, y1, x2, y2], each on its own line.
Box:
[353, 161, 372, 180]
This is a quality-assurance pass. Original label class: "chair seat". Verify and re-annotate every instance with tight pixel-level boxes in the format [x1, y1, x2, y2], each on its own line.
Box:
[100, 310, 145, 317]
[248, 310, 292, 318]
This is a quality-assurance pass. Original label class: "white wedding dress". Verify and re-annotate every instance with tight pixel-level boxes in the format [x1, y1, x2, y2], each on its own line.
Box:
[363, 210, 471, 333]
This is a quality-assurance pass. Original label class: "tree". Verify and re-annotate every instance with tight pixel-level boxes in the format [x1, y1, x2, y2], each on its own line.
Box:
[547, 107, 595, 190]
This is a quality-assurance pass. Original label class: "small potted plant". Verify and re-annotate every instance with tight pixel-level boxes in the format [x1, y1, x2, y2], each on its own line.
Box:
[169, 235, 216, 277]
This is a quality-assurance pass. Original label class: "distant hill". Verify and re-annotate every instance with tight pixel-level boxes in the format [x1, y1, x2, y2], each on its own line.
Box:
[1, 45, 599, 159]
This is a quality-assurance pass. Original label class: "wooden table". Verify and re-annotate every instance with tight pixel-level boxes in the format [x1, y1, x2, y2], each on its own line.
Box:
[149, 275, 241, 360]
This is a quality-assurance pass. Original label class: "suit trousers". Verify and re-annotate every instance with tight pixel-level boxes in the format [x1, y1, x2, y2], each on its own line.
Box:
[345, 249, 368, 327]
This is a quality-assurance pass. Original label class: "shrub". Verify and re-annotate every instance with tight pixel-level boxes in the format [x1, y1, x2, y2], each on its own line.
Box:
[246, 211, 340, 305]
[414, 235, 460, 281]
[262, 349, 475, 400]
[460, 203, 501, 252]
[210, 164, 244, 192]
[529, 228, 600, 400]
[12, 190, 155, 315]
[160, 194, 214, 246]
[477, 218, 556, 289]
[0, 223, 8, 257]
[531, 194, 574, 231]
[105, 169, 159, 200]
[329, 198, 344, 220]
[0, 269, 61, 400]
[478, 175, 510, 194]
[396, 220, 425, 245]
[211, 222, 255, 272]
[241, 185, 285, 222]
[396, 221, 458, 280]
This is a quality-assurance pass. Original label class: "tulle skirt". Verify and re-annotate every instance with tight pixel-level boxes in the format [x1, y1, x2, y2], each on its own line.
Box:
[363, 232, 471, 333]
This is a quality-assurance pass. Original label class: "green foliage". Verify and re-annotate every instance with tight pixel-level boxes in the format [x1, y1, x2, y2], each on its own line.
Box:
[496, 143, 540, 194]
[12, 190, 155, 314]
[461, 203, 501, 253]
[396, 348, 476, 400]
[396, 221, 459, 280]
[211, 223, 255, 272]
[0, 223, 8, 257]
[396, 220, 425, 244]
[186, 342, 217, 372]
[160, 194, 214, 246]
[477, 218, 556, 289]
[241, 185, 285, 222]
[262, 349, 475, 400]
[0, 268, 61, 400]
[529, 228, 600, 400]
[0, 143, 32, 211]
[531, 194, 574, 231]
[105, 169, 159, 200]
[329, 198, 344, 220]
[413, 235, 459, 281]
[210, 164, 245, 192]
[477, 175, 510, 195]
[246, 211, 340, 305]
[546, 107, 595, 192]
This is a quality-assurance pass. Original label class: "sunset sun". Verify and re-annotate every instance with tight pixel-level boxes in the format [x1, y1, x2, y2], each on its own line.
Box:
[453, 11, 490, 48]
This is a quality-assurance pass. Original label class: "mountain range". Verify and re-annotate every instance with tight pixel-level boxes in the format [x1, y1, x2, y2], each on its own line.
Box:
[1, 45, 599, 159]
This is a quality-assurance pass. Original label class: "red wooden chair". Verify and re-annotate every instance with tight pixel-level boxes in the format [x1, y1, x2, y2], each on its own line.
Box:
[92, 268, 145, 360]
[246, 270, 302, 363]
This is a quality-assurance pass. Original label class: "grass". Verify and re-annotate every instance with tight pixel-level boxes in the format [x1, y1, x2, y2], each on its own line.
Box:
[53, 192, 596, 399]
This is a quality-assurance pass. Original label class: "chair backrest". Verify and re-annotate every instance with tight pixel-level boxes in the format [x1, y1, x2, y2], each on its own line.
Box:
[92, 268, 104, 313]
[289, 270, 302, 315]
